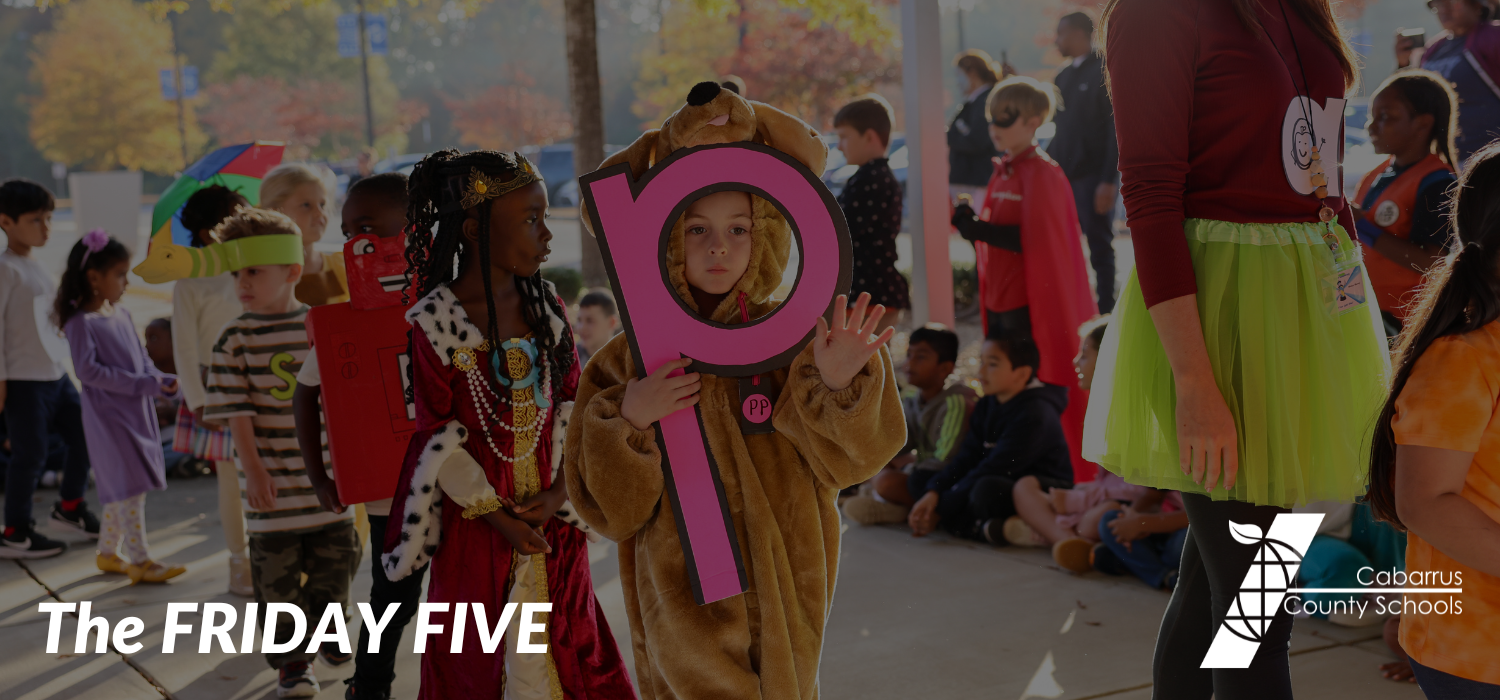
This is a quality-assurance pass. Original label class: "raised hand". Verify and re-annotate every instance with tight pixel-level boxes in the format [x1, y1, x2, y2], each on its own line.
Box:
[813, 293, 895, 392]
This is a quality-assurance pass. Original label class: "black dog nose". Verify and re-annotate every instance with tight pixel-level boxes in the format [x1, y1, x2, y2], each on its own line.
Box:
[686, 81, 722, 107]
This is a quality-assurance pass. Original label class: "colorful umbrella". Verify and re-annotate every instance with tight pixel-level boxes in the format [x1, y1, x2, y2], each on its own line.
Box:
[151, 141, 285, 247]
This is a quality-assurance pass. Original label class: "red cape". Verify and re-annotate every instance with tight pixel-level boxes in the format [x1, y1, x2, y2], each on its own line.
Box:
[975, 147, 1100, 482]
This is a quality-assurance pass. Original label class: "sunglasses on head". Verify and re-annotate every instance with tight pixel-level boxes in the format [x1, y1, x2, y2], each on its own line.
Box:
[991, 108, 1020, 129]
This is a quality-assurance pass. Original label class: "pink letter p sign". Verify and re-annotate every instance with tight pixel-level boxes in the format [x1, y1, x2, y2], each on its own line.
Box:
[580, 143, 851, 605]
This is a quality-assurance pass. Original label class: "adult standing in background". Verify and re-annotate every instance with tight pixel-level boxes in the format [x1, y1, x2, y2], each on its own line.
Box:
[1396, 0, 1500, 164]
[1050, 12, 1120, 314]
[948, 50, 1005, 202]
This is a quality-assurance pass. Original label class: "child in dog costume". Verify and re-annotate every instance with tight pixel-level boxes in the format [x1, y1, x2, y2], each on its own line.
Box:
[567, 82, 907, 700]
[381, 149, 633, 699]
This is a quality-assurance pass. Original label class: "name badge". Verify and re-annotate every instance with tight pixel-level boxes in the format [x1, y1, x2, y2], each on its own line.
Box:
[1334, 264, 1367, 315]
[738, 376, 776, 435]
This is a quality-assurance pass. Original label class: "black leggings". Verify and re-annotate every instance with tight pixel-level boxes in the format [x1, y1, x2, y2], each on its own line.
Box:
[1153, 493, 1294, 700]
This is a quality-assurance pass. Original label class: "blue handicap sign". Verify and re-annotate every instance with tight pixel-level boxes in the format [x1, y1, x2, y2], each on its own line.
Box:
[337, 13, 360, 58]
[367, 15, 388, 56]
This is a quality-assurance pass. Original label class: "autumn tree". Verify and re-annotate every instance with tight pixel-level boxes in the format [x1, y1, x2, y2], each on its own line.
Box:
[204, 1, 420, 160]
[632, 0, 901, 131]
[29, 0, 206, 173]
[446, 71, 574, 151]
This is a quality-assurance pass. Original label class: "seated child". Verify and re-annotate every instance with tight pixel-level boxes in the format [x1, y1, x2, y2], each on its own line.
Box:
[833, 94, 910, 330]
[1288, 501, 1407, 627]
[1091, 488, 1189, 588]
[842, 325, 976, 525]
[573, 287, 621, 367]
[908, 333, 1073, 542]
[1002, 318, 1153, 569]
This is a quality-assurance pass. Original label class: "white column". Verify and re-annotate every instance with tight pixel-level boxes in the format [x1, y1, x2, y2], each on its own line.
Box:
[901, 0, 954, 328]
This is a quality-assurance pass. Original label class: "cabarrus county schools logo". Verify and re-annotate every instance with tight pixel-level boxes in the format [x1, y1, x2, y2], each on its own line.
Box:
[1202, 514, 1323, 669]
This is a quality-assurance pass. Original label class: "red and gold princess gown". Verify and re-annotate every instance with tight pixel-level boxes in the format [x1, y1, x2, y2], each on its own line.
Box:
[382, 284, 635, 699]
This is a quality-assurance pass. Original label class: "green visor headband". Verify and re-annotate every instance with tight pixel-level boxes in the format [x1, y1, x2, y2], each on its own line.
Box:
[134, 232, 306, 284]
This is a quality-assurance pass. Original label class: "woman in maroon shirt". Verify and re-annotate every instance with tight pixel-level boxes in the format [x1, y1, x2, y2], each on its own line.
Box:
[1085, 0, 1390, 697]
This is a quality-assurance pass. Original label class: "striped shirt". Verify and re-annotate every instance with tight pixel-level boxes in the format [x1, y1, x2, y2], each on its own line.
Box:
[205, 306, 350, 536]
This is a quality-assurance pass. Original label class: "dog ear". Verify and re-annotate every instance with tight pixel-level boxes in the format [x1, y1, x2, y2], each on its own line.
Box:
[751, 102, 827, 175]
[580, 129, 662, 238]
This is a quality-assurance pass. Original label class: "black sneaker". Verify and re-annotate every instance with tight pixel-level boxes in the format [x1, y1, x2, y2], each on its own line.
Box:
[344, 678, 390, 700]
[980, 518, 1006, 545]
[0, 527, 66, 559]
[277, 660, 319, 698]
[50, 501, 100, 539]
[319, 642, 353, 667]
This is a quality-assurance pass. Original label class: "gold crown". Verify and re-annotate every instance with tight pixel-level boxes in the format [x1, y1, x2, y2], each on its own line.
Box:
[458, 154, 540, 211]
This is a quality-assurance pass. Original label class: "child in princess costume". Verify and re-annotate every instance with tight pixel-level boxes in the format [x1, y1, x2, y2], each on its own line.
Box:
[379, 149, 634, 699]
[566, 82, 907, 699]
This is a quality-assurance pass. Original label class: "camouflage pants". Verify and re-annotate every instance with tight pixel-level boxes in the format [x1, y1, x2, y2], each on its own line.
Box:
[249, 521, 360, 669]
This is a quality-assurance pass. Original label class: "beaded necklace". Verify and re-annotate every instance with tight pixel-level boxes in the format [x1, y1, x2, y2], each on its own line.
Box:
[451, 338, 552, 464]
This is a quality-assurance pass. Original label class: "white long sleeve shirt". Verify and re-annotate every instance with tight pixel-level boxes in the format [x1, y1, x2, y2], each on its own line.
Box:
[171, 274, 242, 410]
[0, 249, 67, 382]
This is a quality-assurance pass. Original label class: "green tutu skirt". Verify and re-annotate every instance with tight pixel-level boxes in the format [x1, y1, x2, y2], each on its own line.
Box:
[1083, 219, 1391, 507]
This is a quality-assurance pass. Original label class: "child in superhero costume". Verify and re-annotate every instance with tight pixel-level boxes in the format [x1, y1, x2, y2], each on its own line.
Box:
[951, 76, 1098, 483]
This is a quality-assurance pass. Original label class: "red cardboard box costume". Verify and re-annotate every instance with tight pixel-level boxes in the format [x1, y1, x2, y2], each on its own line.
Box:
[975, 146, 1098, 482]
[305, 233, 417, 505]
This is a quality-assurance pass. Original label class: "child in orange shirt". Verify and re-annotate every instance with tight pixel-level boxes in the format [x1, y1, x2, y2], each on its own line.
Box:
[1368, 144, 1500, 697]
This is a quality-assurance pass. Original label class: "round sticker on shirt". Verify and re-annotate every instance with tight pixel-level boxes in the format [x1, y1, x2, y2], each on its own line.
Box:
[1374, 200, 1401, 228]
[1280, 96, 1346, 198]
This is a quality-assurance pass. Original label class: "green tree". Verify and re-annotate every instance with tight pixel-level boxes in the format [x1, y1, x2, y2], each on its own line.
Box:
[29, 0, 206, 174]
[204, 1, 412, 159]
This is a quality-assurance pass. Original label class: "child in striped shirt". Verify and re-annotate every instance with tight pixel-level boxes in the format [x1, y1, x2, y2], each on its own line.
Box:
[203, 208, 357, 698]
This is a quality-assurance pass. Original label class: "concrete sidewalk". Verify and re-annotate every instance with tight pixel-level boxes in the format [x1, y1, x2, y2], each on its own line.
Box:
[1, 477, 1423, 700]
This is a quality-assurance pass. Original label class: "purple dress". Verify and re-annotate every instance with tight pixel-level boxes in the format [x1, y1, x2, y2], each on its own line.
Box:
[63, 307, 177, 504]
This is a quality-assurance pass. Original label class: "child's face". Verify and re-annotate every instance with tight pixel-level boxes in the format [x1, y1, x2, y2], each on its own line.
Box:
[1366, 90, 1432, 159]
[87, 259, 131, 306]
[834, 124, 887, 167]
[0, 209, 52, 250]
[1073, 338, 1100, 393]
[904, 341, 952, 392]
[988, 113, 1045, 155]
[467, 181, 552, 279]
[144, 323, 173, 367]
[232, 263, 303, 315]
[341, 191, 407, 240]
[978, 339, 1033, 399]
[574, 304, 619, 353]
[275, 182, 329, 245]
[683, 191, 754, 297]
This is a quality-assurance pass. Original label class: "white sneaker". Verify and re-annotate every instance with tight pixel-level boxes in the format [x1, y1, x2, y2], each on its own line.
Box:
[1003, 516, 1048, 547]
[228, 553, 254, 597]
[840, 495, 910, 526]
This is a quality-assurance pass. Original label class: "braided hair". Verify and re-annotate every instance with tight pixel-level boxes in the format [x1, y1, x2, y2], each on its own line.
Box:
[403, 149, 576, 398]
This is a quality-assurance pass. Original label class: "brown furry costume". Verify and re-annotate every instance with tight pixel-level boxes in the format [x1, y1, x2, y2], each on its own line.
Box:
[565, 83, 906, 699]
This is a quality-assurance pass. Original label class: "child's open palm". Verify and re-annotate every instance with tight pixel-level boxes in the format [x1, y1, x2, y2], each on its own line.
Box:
[813, 293, 894, 391]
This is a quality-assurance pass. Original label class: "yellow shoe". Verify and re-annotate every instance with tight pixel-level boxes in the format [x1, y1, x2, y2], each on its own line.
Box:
[96, 553, 129, 574]
[127, 561, 186, 585]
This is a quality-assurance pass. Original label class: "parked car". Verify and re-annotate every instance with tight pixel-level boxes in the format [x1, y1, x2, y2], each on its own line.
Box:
[374, 153, 429, 176]
[823, 133, 907, 200]
[519, 142, 626, 207]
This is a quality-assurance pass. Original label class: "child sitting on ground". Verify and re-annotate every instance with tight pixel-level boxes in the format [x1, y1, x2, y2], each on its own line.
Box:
[908, 333, 1073, 542]
[843, 325, 976, 525]
[1002, 318, 1151, 564]
[573, 288, 621, 367]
